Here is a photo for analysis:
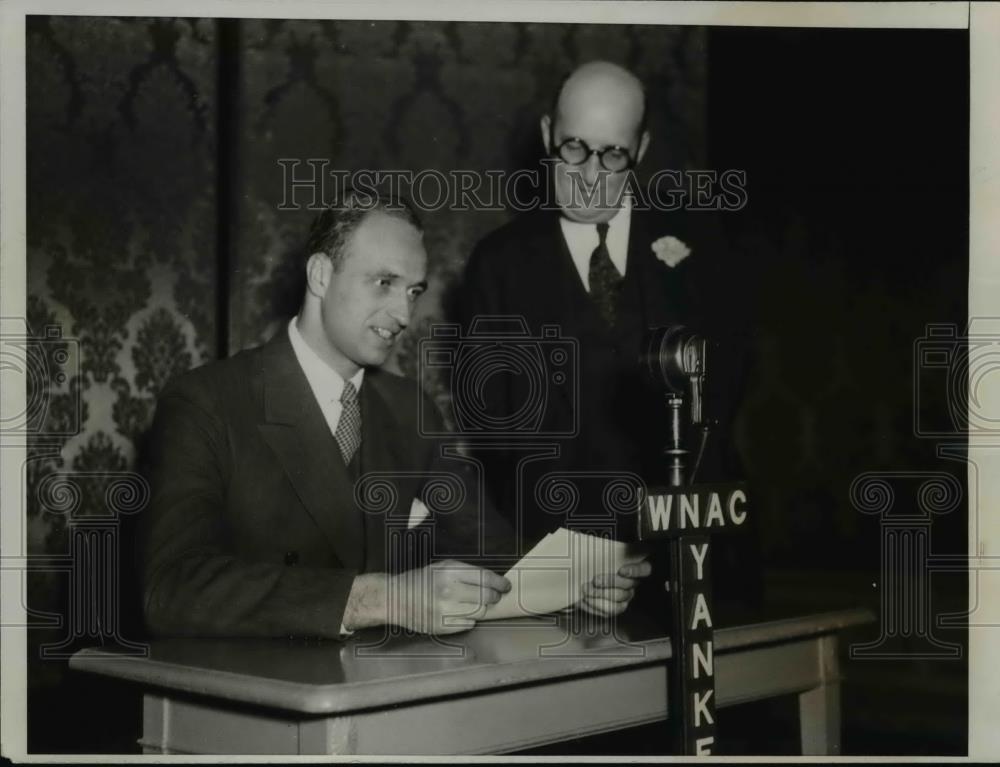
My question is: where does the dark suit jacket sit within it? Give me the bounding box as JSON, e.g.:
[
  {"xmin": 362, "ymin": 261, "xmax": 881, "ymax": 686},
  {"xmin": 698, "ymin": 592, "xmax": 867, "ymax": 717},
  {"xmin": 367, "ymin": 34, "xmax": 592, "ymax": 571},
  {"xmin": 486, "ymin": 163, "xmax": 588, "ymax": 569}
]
[
  {"xmin": 455, "ymin": 207, "xmax": 745, "ymax": 546},
  {"xmin": 139, "ymin": 330, "xmax": 505, "ymax": 639}
]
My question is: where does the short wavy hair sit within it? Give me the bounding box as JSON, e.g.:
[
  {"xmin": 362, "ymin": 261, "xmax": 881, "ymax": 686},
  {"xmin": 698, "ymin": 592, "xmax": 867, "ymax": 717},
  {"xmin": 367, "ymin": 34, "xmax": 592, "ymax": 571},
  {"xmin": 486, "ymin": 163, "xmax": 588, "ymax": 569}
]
[{"xmin": 304, "ymin": 186, "xmax": 423, "ymax": 272}]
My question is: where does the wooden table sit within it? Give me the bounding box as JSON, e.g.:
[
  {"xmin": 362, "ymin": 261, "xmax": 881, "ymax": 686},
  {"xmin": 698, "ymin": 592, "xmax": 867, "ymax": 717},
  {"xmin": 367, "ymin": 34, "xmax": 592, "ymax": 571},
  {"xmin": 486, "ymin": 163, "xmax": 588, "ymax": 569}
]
[{"xmin": 70, "ymin": 608, "xmax": 873, "ymax": 756}]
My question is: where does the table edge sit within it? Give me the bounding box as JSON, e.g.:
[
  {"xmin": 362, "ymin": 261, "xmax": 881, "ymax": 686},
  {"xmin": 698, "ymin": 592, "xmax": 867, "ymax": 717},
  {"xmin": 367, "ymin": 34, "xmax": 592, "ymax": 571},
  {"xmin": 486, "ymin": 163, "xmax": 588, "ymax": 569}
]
[{"xmin": 69, "ymin": 607, "xmax": 875, "ymax": 715}]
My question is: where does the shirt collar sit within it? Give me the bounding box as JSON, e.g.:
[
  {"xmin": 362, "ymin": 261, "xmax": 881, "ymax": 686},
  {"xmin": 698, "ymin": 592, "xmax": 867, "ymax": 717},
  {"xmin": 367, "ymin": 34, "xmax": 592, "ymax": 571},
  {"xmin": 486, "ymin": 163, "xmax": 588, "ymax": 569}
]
[{"xmin": 287, "ymin": 317, "xmax": 364, "ymax": 404}]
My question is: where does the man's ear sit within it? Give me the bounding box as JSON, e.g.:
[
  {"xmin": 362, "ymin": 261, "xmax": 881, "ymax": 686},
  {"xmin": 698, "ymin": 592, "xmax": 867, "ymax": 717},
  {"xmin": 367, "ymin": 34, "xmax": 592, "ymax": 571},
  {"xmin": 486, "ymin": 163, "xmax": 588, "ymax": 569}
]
[
  {"xmin": 305, "ymin": 252, "xmax": 331, "ymax": 298},
  {"xmin": 636, "ymin": 130, "xmax": 651, "ymax": 165},
  {"xmin": 540, "ymin": 114, "xmax": 553, "ymax": 154}
]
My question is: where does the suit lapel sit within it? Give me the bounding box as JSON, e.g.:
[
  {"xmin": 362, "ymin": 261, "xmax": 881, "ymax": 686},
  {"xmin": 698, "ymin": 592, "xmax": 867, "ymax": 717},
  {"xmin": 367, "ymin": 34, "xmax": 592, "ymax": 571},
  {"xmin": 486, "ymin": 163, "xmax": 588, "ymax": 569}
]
[{"xmin": 255, "ymin": 333, "xmax": 365, "ymax": 571}]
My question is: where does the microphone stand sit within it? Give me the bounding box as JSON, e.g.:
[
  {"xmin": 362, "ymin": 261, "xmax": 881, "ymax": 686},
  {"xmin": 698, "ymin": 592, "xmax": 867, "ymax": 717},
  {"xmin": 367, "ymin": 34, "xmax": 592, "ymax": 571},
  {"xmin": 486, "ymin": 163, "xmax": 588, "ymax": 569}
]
[
  {"xmin": 664, "ymin": 369, "xmax": 707, "ymax": 488},
  {"xmin": 664, "ymin": 393, "xmax": 687, "ymax": 489}
]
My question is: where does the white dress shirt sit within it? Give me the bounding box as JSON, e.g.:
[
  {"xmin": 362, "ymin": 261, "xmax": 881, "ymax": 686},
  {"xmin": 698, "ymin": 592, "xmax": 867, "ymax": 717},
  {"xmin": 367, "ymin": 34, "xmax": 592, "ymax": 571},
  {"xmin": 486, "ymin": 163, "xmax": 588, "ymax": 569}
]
[
  {"xmin": 287, "ymin": 317, "xmax": 365, "ymax": 438},
  {"xmin": 559, "ymin": 196, "xmax": 632, "ymax": 291}
]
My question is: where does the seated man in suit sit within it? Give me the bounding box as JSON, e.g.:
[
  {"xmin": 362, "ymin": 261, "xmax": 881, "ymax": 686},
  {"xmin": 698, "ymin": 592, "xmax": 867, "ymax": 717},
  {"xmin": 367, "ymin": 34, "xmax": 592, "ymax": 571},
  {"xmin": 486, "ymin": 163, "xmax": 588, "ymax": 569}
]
[
  {"xmin": 456, "ymin": 61, "xmax": 756, "ymax": 619},
  {"xmin": 139, "ymin": 190, "xmax": 520, "ymax": 639}
]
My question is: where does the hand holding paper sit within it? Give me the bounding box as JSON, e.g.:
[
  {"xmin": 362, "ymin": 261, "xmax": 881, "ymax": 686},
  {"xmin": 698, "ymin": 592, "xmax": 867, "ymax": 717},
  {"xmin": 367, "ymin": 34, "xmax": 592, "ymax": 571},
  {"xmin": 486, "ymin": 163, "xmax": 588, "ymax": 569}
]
[{"xmin": 579, "ymin": 558, "xmax": 653, "ymax": 617}]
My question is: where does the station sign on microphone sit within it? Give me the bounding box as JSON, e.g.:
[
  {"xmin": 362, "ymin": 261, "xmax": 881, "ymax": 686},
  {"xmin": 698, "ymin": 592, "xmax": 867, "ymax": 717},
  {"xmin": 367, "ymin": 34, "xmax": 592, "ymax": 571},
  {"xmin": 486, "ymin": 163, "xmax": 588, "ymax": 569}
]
[{"xmin": 638, "ymin": 482, "xmax": 748, "ymax": 539}]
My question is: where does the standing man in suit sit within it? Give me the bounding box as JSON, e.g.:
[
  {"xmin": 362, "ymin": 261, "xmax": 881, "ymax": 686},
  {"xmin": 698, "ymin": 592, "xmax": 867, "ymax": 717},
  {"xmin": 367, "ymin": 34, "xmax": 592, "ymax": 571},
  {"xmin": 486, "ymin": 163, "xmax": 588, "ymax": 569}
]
[
  {"xmin": 140, "ymin": 190, "xmax": 513, "ymax": 639},
  {"xmin": 457, "ymin": 61, "xmax": 749, "ymax": 615}
]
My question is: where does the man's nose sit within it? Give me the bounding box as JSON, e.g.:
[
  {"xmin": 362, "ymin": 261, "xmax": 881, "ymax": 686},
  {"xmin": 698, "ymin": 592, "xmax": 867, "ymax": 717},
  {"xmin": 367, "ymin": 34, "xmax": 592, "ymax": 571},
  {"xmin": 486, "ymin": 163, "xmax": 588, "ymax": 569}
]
[
  {"xmin": 387, "ymin": 292, "xmax": 412, "ymax": 328},
  {"xmin": 581, "ymin": 153, "xmax": 604, "ymax": 186}
]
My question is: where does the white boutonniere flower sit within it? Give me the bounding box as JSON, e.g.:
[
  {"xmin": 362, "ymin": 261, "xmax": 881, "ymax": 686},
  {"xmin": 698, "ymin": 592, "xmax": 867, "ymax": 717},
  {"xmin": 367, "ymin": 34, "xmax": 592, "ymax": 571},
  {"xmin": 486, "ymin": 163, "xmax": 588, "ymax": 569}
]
[{"xmin": 651, "ymin": 236, "xmax": 691, "ymax": 268}]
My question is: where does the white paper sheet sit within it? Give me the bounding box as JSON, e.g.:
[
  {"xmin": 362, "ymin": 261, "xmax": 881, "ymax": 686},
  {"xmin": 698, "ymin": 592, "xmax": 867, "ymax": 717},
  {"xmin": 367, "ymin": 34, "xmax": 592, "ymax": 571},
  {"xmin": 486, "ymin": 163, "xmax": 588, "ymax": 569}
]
[{"xmin": 483, "ymin": 528, "xmax": 648, "ymax": 620}]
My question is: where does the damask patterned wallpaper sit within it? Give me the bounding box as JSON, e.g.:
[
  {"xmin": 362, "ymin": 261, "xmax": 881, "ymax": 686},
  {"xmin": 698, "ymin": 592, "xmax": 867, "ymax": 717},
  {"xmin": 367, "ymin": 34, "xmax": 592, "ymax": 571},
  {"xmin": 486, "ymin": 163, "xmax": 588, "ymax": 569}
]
[
  {"xmin": 26, "ymin": 15, "xmax": 218, "ymax": 598},
  {"xmin": 25, "ymin": 18, "xmax": 224, "ymax": 743}
]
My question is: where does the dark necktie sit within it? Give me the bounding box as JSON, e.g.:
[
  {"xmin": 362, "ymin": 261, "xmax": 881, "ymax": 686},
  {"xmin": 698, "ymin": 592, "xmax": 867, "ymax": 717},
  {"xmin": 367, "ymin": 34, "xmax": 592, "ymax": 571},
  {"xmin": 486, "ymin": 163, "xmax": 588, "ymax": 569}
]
[
  {"xmin": 588, "ymin": 222, "xmax": 622, "ymax": 326},
  {"xmin": 335, "ymin": 380, "xmax": 362, "ymax": 467}
]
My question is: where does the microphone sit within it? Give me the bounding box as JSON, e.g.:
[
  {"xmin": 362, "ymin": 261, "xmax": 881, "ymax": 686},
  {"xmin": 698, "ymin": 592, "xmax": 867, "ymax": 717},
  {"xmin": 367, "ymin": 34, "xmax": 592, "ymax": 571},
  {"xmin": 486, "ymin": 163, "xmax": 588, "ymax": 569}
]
[
  {"xmin": 641, "ymin": 326, "xmax": 710, "ymax": 486},
  {"xmin": 642, "ymin": 325, "xmax": 708, "ymax": 425}
]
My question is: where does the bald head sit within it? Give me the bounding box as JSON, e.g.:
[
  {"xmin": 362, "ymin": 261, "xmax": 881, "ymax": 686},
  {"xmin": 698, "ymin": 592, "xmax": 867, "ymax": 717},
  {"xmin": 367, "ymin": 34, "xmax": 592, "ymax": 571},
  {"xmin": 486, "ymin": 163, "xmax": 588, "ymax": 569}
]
[
  {"xmin": 542, "ymin": 60, "xmax": 650, "ymax": 224},
  {"xmin": 553, "ymin": 61, "xmax": 647, "ymax": 137}
]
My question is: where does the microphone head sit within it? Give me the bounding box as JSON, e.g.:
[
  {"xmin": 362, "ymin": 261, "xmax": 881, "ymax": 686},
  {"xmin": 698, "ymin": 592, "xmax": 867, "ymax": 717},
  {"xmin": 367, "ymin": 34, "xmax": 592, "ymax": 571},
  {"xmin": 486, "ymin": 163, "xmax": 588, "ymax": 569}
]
[{"xmin": 641, "ymin": 325, "xmax": 707, "ymax": 394}]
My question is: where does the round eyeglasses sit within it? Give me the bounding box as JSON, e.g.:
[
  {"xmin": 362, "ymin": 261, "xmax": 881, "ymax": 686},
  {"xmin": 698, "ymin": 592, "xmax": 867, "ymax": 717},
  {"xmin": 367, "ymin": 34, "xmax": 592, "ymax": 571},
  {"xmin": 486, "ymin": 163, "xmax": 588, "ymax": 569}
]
[{"xmin": 554, "ymin": 137, "xmax": 636, "ymax": 172}]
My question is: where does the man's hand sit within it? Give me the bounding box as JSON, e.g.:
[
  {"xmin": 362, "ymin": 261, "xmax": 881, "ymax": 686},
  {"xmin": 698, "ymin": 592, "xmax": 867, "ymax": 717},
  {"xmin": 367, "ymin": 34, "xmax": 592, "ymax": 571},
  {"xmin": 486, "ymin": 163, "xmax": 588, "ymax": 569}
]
[
  {"xmin": 579, "ymin": 559, "xmax": 653, "ymax": 617},
  {"xmin": 388, "ymin": 559, "xmax": 511, "ymax": 635}
]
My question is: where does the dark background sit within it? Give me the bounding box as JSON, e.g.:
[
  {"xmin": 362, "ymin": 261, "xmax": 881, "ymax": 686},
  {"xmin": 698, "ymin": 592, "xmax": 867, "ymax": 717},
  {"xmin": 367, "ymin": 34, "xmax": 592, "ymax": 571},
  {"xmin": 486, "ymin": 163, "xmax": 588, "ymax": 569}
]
[{"xmin": 24, "ymin": 18, "xmax": 968, "ymax": 755}]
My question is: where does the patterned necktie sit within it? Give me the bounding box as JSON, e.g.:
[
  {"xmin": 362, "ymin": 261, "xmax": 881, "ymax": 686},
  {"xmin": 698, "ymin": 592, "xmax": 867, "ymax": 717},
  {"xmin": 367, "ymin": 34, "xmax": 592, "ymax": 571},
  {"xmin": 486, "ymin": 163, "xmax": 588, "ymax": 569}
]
[
  {"xmin": 588, "ymin": 222, "xmax": 622, "ymax": 326},
  {"xmin": 334, "ymin": 380, "xmax": 362, "ymax": 466}
]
